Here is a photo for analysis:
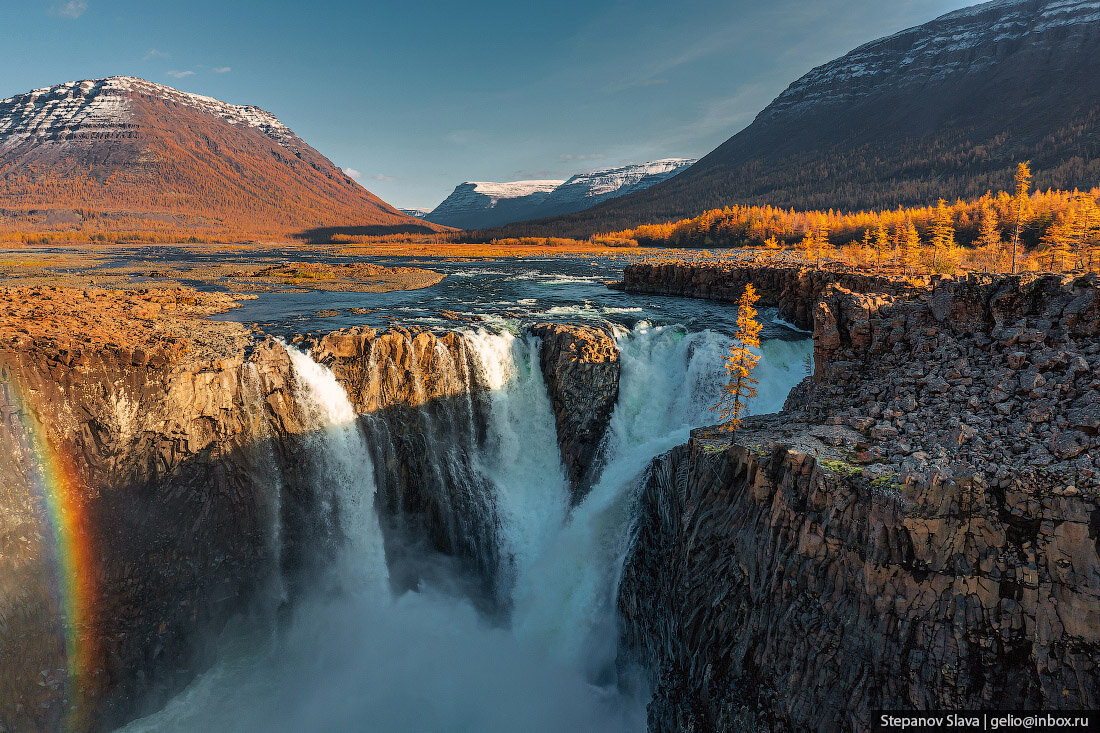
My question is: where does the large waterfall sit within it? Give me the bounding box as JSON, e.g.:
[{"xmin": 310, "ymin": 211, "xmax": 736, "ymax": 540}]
[{"xmin": 123, "ymin": 323, "xmax": 809, "ymax": 733}]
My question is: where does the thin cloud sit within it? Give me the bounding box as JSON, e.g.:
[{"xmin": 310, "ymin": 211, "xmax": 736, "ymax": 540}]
[
  {"xmin": 50, "ymin": 0, "xmax": 88, "ymax": 19},
  {"xmin": 343, "ymin": 168, "xmax": 362, "ymax": 180},
  {"xmin": 559, "ymin": 153, "xmax": 605, "ymax": 161},
  {"xmin": 212, "ymin": 66, "xmax": 232, "ymax": 74},
  {"xmin": 143, "ymin": 48, "xmax": 170, "ymax": 61},
  {"xmin": 166, "ymin": 70, "xmax": 195, "ymax": 79},
  {"xmin": 370, "ymin": 174, "xmax": 397, "ymax": 182}
]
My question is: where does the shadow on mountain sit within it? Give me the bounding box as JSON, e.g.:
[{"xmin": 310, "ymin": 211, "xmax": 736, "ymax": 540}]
[{"xmin": 296, "ymin": 223, "xmax": 442, "ymax": 242}]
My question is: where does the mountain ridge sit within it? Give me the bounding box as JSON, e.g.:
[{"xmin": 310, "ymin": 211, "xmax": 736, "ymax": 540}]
[
  {"xmin": 485, "ymin": 0, "xmax": 1100, "ymax": 238},
  {"xmin": 425, "ymin": 159, "xmax": 694, "ymax": 230},
  {"xmin": 0, "ymin": 76, "xmax": 443, "ymax": 238}
]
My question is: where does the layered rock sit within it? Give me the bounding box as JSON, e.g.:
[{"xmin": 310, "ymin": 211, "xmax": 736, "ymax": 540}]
[
  {"xmin": 0, "ymin": 288, "xmax": 310, "ymax": 731},
  {"xmin": 615, "ymin": 264, "xmax": 1100, "ymax": 729},
  {"xmin": 530, "ymin": 323, "xmax": 620, "ymax": 503},
  {"xmin": 309, "ymin": 325, "xmax": 504, "ymax": 608},
  {"xmin": 620, "ymin": 429, "xmax": 1098, "ymax": 730},
  {"xmin": 616, "ymin": 261, "xmax": 921, "ymax": 330}
]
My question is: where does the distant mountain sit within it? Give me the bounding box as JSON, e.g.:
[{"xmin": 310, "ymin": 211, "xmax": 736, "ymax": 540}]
[
  {"xmin": 399, "ymin": 208, "xmax": 431, "ymax": 219},
  {"xmin": 425, "ymin": 159, "xmax": 694, "ymax": 230},
  {"xmin": 0, "ymin": 76, "xmax": 443, "ymax": 237},
  {"xmin": 425, "ymin": 180, "xmax": 565, "ymax": 230},
  {"xmin": 492, "ymin": 0, "xmax": 1100, "ymax": 238}
]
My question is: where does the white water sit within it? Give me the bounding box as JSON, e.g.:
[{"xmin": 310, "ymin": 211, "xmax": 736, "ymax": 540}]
[
  {"xmin": 241, "ymin": 362, "xmax": 288, "ymax": 606},
  {"xmin": 123, "ymin": 327, "xmax": 810, "ymax": 733},
  {"xmin": 285, "ymin": 345, "xmax": 389, "ymax": 592}
]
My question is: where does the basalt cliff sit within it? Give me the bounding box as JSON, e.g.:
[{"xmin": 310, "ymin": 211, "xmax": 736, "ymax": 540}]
[
  {"xmin": 0, "ymin": 287, "xmax": 619, "ymax": 730},
  {"xmin": 616, "ymin": 263, "xmax": 1100, "ymax": 729},
  {"xmin": 2, "ymin": 264, "xmax": 1098, "ymax": 731}
]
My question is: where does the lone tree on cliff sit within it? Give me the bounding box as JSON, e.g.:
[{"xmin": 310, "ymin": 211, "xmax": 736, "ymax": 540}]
[
  {"xmin": 714, "ymin": 285, "xmax": 762, "ymax": 433},
  {"xmin": 1010, "ymin": 161, "xmax": 1032, "ymax": 274}
]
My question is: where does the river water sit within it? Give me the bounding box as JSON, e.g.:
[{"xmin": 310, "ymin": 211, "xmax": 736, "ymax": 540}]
[{"xmin": 121, "ymin": 255, "xmax": 810, "ymax": 733}]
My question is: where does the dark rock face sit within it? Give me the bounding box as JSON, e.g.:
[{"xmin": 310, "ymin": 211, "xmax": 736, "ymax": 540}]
[
  {"xmin": 618, "ymin": 262, "xmax": 921, "ymax": 330},
  {"xmin": 0, "ymin": 331, "xmax": 307, "ymax": 731},
  {"xmin": 620, "ymin": 436, "xmax": 1099, "ymax": 730},
  {"xmin": 310, "ymin": 326, "xmax": 505, "ymax": 609},
  {"xmin": 616, "ymin": 264, "xmax": 1100, "ymax": 730},
  {"xmin": 529, "ymin": 323, "xmax": 620, "ymax": 503}
]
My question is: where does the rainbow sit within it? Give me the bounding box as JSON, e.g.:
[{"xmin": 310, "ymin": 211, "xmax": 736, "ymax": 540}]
[{"xmin": 3, "ymin": 378, "xmax": 98, "ymax": 729}]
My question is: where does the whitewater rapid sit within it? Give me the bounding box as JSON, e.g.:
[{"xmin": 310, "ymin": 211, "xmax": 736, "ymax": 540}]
[{"xmin": 122, "ymin": 324, "xmax": 810, "ymax": 733}]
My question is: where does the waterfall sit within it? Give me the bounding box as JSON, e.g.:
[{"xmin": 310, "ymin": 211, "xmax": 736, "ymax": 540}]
[
  {"xmin": 122, "ymin": 324, "xmax": 811, "ymax": 733},
  {"xmin": 357, "ymin": 331, "xmax": 503, "ymax": 605},
  {"xmin": 284, "ymin": 345, "xmax": 389, "ymax": 591},
  {"xmin": 240, "ymin": 362, "xmax": 288, "ymax": 606}
]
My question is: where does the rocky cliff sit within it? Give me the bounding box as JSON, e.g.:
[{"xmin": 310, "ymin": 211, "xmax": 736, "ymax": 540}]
[
  {"xmin": 0, "ymin": 287, "xmax": 310, "ymax": 731},
  {"xmin": 529, "ymin": 323, "xmax": 620, "ymax": 503},
  {"xmin": 616, "ymin": 264, "xmax": 1100, "ymax": 729},
  {"xmin": 0, "ymin": 292, "xmax": 624, "ymax": 729}
]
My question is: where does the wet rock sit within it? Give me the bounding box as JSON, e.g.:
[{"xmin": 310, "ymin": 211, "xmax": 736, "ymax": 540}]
[{"xmin": 529, "ymin": 323, "xmax": 620, "ymax": 503}]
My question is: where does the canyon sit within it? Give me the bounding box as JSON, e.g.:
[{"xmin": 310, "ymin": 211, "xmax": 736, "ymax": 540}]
[
  {"xmin": 1, "ymin": 261, "xmax": 1097, "ymax": 731},
  {"xmin": 616, "ymin": 262, "xmax": 1100, "ymax": 728}
]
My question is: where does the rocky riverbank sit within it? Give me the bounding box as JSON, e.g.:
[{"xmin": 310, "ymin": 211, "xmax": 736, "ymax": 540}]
[{"xmin": 615, "ymin": 263, "xmax": 1100, "ymax": 729}]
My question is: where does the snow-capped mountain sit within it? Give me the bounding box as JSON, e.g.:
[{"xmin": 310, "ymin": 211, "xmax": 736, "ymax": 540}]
[
  {"xmin": 0, "ymin": 76, "xmax": 298, "ymax": 150},
  {"xmin": 501, "ymin": 0, "xmax": 1100, "ymax": 236},
  {"xmin": 537, "ymin": 159, "xmax": 694, "ymax": 218},
  {"xmin": 424, "ymin": 159, "xmax": 694, "ymax": 230},
  {"xmin": 763, "ymin": 0, "xmax": 1100, "ymax": 120},
  {"xmin": 0, "ymin": 76, "xmax": 441, "ymax": 236},
  {"xmin": 423, "ymin": 180, "xmax": 565, "ymax": 229}
]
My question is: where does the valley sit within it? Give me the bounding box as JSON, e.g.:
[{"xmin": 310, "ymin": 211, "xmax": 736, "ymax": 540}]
[{"xmin": 2, "ymin": 0, "xmax": 1099, "ymax": 730}]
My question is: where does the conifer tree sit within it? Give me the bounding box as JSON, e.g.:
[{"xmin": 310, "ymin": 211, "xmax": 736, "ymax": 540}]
[
  {"xmin": 976, "ymin": 204, "xmax": 1003, "ymax": 271},
  {"xmin": 714, "ymin": 285, "xmax": 762, "ymax": 434},
  {"xmin": 1040, "ymin": 216, "xmax": 1074, "ymax": 272},
  {"xmin": 1010, "ymin": 161, "xmax": 1032, "ymax": 274},
  {"xmin": 929, "ymin": 199, "xmax": 956, "ymax": 272},
  {"xmin": 873, "ymin": 222, "xmax": 889, "ymax": 267},
  {"xmin": 902, "ymin": 220, "xmax": 921, "ymax": 272}
]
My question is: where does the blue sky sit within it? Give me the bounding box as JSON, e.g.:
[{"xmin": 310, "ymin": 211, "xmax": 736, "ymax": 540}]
[{"xmin": 2, "ymin": 0, "xmax": 971, "ymax": 209}]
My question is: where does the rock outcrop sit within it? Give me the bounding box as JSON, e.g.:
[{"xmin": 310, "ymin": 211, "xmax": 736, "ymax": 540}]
[
  {"xmin": 529, "ymin": 323, "xmax": 620, "ymax": 503},
  {"xmin": 616, "ymin": 261, "xmax": 921, "ymax": 330},
  {"xmin": 309, "ymin": 325, "xmax": 504, "ymax": 608},
  {"xmin": 0, "ymin": 287, "xmax": 310, "ymax": 731},
  {"xmin": 620, "ymin": 429, "xmax": 1099, "ymax": 730},
  {"xmin": 615, "ymin": 264, "xmax": 1100, "ymax": 729}
]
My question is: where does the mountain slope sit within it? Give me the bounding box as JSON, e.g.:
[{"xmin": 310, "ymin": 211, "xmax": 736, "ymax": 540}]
[
  {"xmin": 491, "ymin": 0, "xmax": 1100, "ymax": 238},
  {"xmin": 425, "ymin": 180, "xmax": 565, "ymax": 229},
  {"xmin": 0, "ymin": 76, "xmax": 442, "ymax": 237},
  {"xmin": 426, "ymin": 159, "xmax": 694, "ymax": 230},
  {"xmin": 535, "ymin": 159, "xmax": 694, "ymax": 219}
]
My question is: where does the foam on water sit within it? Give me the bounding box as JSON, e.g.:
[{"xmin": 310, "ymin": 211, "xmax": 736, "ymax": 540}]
[{"xmin": 122, "ymin": 324, "xmax": 811, "ymax": 733}]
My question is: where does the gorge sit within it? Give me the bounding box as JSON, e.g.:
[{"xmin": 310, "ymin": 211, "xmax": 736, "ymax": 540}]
[{"xmin": 1, "ymin": 257, "xmax": 1097, "ymax": 731}]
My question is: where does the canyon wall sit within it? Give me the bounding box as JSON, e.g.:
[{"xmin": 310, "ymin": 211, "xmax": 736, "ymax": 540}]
[
  {"xmin": 0, "ymin": 292, "xmax": 621, "ymax": 730},
  {"xmin": 616, "ymin": 265, "xmax": 1100, "ymax": 729}
]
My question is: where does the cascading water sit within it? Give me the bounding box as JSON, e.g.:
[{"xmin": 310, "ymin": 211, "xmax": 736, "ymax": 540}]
[{"xmin": 122, "ymin": 323, "xmax": 810, "ymax": 733}]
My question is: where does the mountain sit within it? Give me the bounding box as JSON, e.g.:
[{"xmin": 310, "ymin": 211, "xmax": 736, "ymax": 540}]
[
  {"xmin": 399, "ymin": 208, "xmax": 431, "ymax": 219},
  {"xmin": 536, "ymin": 159, "xmax": 695, "ymax": 218},
  {"xmin": 491, "ymin": 0, "xmax": 1100, "ymax": 238},
  {"xmin": 0, "ymin": 76, "xmax": 442, "ymax": 238},
  {"xmin": 425, "ymin": 180, "xmax": 565, "ymax": 229},
  {"xmin": 425, "ymin": 159, "xmax": 694, "ymax": 230}
]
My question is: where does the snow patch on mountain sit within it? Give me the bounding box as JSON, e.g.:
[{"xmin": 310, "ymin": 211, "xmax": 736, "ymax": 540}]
[
  {"xmin": 464, "ymin": 180, "xmax": 566, "ymax": 201},
  {"xmin": 424, "ymin": 159, "xmax": 695, "ymax": 229},
  {"xmin": 0, "ymin": 76, "xmax": 297, "ymax": 149},
  {"xmin": 765, "ymin": 0, "xmax": 1100, "ymax": 118}
]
